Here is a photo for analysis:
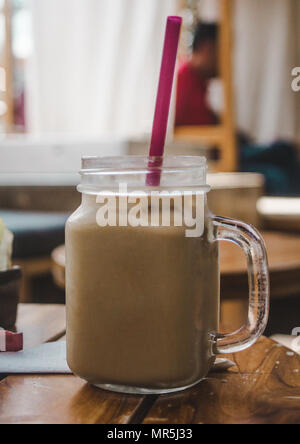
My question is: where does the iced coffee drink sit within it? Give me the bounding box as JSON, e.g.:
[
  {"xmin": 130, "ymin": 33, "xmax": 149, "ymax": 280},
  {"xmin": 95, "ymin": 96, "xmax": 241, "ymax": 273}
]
[
  {"xmin": 66, "ymin": 194, "xmax": 219, "ymax": 391},
  {"xmin": 66, "ymin": 156, "xmax": 269, "ymax": 394}
]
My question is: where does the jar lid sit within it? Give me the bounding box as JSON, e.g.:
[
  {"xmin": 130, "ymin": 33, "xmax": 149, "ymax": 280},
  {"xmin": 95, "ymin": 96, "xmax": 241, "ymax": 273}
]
[{"xmin": 79, "ymin": 156, "xmax": 209, "ymax": 193}]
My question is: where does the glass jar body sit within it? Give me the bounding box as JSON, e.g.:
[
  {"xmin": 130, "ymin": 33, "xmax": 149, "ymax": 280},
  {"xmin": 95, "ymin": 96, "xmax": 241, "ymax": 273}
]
[
  {"xmin": 66, "ymin": 192, "xmax": 219, "ymax": 394},
  {"xmin": 66, "ymin": 155, "xmax": 269, "ymax": 394}
]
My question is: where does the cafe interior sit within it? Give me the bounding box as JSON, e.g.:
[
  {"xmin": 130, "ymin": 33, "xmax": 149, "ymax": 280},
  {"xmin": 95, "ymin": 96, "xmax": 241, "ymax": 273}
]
[
  {"xmin": 0, "ymin": 0, "xmax": 300, "ymax": 424},
  {"xmin": 1, "ymin": 0, "xmax": 300, "ymax": 340}
]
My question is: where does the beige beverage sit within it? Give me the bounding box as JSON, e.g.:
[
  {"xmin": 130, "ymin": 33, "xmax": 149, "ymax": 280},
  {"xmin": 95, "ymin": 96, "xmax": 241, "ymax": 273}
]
[
  {"xmin": 66, "ymin": 156, "xmax": 269, "ymax": 395},
  {"xmin": 66, "ymin": 194, "xmax": 219, "ymax": 391}
]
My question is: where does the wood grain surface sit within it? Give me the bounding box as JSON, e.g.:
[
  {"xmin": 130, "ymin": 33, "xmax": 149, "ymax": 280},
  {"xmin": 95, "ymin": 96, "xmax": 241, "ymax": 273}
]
[
  {"xmin": 0, "ymin": 375, "xmax": 149, "ymax": 424},
  {"xmin": 143, "ymin": 338, "xmax": 300, "ymax": 425},
  {"xmin": 1, "ymin": 306, "xmax": 300, "ymax": 424}
]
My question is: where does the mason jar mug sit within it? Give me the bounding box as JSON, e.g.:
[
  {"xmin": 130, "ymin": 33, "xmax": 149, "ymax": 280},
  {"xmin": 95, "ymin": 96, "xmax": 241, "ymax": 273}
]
[{"xmin": 66, "ymin": 156, "xmax": 269, "ymax": 395}]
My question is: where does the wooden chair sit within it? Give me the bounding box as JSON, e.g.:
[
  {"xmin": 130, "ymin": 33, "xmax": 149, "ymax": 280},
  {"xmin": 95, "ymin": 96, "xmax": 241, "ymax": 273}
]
[
  {"xmin": 14, "ymin": 256, "xmax": 53, "ymax": 303},
  {"xmin": 175, "ymin": 0, "xmax": 237, "ymax": 172}
]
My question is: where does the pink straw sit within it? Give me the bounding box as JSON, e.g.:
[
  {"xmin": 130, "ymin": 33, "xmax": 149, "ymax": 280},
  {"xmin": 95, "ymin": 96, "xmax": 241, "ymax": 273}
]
[{"xmin": 146, "ymin": 16, "xmax": 182, "ymax": 186}]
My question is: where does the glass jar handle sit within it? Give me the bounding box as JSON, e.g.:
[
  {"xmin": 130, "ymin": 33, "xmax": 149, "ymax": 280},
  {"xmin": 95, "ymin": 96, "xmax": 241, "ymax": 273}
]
[{"xmin": 213, "ymin": 216, "xmax": 270, "ymax": 354}]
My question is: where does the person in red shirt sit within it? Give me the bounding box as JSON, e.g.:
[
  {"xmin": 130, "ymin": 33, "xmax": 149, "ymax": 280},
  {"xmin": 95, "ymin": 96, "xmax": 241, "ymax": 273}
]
[{"xmin": 175, "ymin": 23, "xmax": 219, "ymax": 127}]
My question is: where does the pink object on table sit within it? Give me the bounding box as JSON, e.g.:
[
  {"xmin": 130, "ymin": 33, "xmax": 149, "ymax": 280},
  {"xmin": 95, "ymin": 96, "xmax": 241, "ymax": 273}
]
[
  {"xmin": 147, "ymin": 16, "xmax": 182, "ymax": 186},
  {"xmin": 0, "ymin": 330, "xmax": 23, "ymax": 352}
]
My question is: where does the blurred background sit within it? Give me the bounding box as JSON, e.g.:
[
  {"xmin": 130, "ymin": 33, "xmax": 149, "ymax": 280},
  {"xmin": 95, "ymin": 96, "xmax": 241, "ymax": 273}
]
[{"xmin": 1, "ymin": 0, "xmax": 300, "ymax": 346}]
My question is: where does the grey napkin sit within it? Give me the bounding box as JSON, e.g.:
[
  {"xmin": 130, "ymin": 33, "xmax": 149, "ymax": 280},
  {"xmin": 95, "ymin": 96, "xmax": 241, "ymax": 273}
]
[
  {"xmin": 0, "ymin": 341, "xmax": 235, "ymax": 375},
  {"xmin": 0, "ymin": 341, "xmax": 71, "ymax": 374}
]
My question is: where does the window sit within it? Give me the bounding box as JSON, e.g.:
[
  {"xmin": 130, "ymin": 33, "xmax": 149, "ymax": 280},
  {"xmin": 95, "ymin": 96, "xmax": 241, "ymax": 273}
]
[{"xmin": 0, "ymin": 0, "xmax": 32, "ymax": 133}]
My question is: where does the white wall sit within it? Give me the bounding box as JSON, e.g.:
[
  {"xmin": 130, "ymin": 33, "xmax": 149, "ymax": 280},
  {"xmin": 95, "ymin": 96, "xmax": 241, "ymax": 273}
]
[{"xmin": 234, "ymin": 0, "xmax": 297, "ymax": 143}]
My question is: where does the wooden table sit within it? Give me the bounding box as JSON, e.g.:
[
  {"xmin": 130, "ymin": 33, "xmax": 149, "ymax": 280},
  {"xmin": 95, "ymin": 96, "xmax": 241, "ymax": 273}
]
[
  {"xmin": 220, "ymin": 231, "xmax": 300, "ymax": 331},
  {"xmin": 257, "ymin": 196, "xmax": 300, "ymax": 232},
  {"xmin": 0, "ymin": 304, "xmax": 299, "ymax": 424},
  {"xmin": 221, "ymin": 231, "xmax": 300, "ymax": 299}
]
